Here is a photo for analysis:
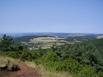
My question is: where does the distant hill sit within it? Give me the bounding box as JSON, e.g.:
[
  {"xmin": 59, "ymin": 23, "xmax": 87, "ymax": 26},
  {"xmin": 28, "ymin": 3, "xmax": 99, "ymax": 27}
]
[
  {"xmin": 0, "ymin": 32, "xmax": 103, "ymax": 42},
  {"xmin": 96, "ymin": 35, "xmax": 103, "ymax": 39}
]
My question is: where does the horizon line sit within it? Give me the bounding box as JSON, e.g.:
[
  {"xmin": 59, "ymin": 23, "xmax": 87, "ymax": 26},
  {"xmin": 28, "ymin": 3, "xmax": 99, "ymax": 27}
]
[{"xmin": 0, "ymin": 32, "xmax": 103, "ymax": 34}]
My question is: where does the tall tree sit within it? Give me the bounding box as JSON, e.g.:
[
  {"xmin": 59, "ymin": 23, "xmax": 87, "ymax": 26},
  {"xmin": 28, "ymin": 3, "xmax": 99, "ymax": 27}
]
[{"xmin": 0, "ymin": 34, "xmax": 14, "ymax": 51}]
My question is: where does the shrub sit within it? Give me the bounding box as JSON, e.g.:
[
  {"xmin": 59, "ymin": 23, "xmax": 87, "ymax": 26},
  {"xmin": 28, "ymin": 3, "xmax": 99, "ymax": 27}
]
[
  {"xmin": 63, "ymin": 58, "xmax": 81, "ymax": 73},
  {"xmin": 76, "ymin": 65, "xmax": 97, "ymax": 77},
  {"xmin": 42, "ymin": 51, "xmax": 59, "ymax": 62},
  {"xmin": 98, "ymin": 71, "xmax": 103, "ymax": 77}
]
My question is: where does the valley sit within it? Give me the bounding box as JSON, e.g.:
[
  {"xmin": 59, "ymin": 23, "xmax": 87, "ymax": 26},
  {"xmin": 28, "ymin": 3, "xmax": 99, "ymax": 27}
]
[{"xmin": 0, "ymin": 33, "xmax": 103, "ymax": 77}]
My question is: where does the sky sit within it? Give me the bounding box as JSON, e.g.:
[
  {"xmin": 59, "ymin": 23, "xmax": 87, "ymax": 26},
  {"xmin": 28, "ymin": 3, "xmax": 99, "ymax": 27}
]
[{"xmin": 0, "ymin": 0, "xmax": 103, "ymax": 33}]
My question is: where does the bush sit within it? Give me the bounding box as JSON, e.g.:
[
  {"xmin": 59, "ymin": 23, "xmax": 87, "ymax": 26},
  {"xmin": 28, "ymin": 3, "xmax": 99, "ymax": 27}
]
[
  {"xmin": 98, "ymin": 71, "xmax": 103, "ymax": 77},
  {"xmin": 43, "ymin": 61, "xmax": 64, "ymax": 71},
  {"xmin": 42, "ymin": 51, "xmax": 59, "ymax": 62},
  {"xmin": 63, "ymin": 58, "xmax": 81, "ymax": 73},
  {"xmin": 76, "ymin": 65, "xmax": 97, "ymax": 77}
]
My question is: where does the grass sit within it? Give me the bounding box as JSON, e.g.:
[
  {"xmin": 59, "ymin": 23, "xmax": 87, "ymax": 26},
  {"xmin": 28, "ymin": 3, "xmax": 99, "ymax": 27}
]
[
  {"xmin": 25, "ymin": 61, "xmax": 72, "ymax": 77},
  {"xmin": 0, "ymin": 55, "xmax": 72, "ymax": 77},
  {"xmin": 0, "ymin": 55, "xmax": 21, "ymax": 67}
]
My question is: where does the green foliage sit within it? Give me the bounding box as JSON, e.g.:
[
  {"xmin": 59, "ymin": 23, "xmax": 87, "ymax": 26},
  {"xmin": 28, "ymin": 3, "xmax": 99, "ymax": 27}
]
[
  {"xmin": 1, "ymin": 50, "xmax": 41, "ymax": 61},
  {"xmin": 6, "ymin": 51, "xmax": 20, "ymax": 58},
  {"xmin": 40, "ymin": 51, "xmax": 60, "ymax": 71},
  {"xmin": 0, "ymin": 34, "xmax": 14, "ymax": 51},
  {"xmin": 98, "ymin": 71, "xmax": 103, "ymax": 77},
  {"xmin": 42, "ymin": 51, "xmax": 59, "ymax": 62},
  {"xmin": 63, "ymin": 58, "xmax": 81, "ymax": 73},
  {"xmin": 1, "ymin": 35, "xmax": 103, "ymax": 77},
  {"xmin": 76, "ymin": 65, "xmax": 97, "ymax": 77},
  {"xmin": 43, "ymin": 61, "xmax": 63, "ymax": 71},
  {"xmin": 0, "ymin": 34, "xmax": 26, "ymax": 51}
]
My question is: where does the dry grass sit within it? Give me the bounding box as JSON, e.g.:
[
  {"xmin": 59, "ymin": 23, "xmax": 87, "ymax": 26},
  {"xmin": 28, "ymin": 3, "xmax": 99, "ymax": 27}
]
[{"xmin": 0, "ymin": 56, "xmax": 21, "ymax": 66}]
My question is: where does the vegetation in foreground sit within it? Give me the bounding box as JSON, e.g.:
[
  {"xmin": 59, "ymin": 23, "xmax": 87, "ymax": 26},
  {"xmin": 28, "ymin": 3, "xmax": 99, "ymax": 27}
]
[
  {"xmin": 25, "ymin": 61, "xmax": 72, "ymax": 77},
  {"xmin": 0, "ymin": 35, "xmax": 103, "ymax": 77}
]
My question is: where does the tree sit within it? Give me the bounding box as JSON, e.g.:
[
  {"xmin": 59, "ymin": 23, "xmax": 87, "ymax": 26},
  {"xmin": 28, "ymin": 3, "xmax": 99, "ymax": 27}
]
[{"xmin": 0, "ymin": 34, "xmax": 14, "ymax": 51}]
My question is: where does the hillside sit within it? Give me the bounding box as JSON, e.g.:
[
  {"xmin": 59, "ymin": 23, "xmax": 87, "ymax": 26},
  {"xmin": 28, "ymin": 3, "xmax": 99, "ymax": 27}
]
[
  {"xmin": 0, "ymin": 35, "xmax": 103, "ymax": 77},
  {"xmin": 13, "ymin": 33, "xmax": 102, "ymax": 50},
  {"xmin": 0, "ymin": 56, "xmax": 40, "ymax": 77}
]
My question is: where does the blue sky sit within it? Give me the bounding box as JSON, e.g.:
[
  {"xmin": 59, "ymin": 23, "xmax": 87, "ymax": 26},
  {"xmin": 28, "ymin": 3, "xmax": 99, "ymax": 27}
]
[{"xmin": 0, "ymin": 0, "xmax": 103, "ymax": 33}]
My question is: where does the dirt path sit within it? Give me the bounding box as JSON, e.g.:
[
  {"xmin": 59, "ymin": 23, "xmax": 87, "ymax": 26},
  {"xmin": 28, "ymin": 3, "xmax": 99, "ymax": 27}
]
[{"xmin": 0, "ymin": 63, "xmax": 41, "ymax": 77}]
